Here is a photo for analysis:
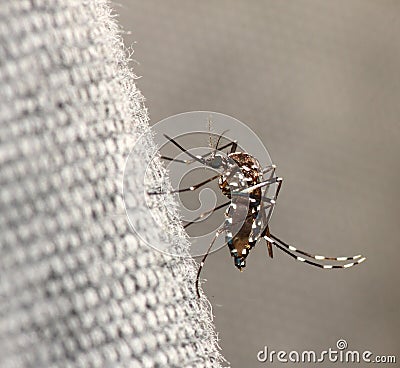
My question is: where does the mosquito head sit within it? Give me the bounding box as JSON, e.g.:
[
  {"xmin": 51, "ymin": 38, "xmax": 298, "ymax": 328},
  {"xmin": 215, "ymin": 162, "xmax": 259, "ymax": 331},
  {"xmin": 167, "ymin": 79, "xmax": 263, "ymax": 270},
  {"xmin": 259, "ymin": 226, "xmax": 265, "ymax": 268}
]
[{"xmin": 206, "ymin": 153, "xmax": 224, "ymax": 169}]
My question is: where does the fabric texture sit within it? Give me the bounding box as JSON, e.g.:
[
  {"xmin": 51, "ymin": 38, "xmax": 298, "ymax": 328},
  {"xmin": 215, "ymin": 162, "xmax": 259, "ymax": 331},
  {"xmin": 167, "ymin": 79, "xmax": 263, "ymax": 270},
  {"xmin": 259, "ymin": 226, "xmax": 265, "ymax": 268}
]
[{"xmin": 0, "ymin": 1, "xmax": 226, "ymax": 367}]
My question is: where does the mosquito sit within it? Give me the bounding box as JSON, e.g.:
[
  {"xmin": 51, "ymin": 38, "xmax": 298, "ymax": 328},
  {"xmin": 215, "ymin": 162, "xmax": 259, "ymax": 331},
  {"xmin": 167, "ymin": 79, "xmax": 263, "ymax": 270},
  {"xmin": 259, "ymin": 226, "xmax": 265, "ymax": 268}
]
[{"xmin": 148, "ymin": 132, "xmax": 366, "ymax": 298}]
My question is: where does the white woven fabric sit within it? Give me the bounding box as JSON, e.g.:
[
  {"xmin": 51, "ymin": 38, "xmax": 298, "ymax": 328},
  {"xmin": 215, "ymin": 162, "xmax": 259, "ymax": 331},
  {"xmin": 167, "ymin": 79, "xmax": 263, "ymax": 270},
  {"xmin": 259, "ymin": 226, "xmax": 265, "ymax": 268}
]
[{"xmin": 0, "ymin": 1, "xmax": 226, "ymax": 367}]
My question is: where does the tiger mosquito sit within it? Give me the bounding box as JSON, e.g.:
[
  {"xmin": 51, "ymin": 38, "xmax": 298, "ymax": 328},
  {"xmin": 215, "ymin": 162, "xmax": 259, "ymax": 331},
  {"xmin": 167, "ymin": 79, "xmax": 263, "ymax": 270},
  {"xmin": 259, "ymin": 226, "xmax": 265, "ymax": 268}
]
[{"xmin": 148, "ymin": 132, "xmax": 366, "ymax": 298}]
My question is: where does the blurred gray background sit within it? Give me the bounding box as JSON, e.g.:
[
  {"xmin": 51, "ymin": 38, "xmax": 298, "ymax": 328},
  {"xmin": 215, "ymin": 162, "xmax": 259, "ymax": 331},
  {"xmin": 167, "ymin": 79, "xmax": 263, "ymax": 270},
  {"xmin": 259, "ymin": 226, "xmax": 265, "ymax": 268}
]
[{"xmin": 115, "ymin": 1, "xmax": 400, "ymax": 366}]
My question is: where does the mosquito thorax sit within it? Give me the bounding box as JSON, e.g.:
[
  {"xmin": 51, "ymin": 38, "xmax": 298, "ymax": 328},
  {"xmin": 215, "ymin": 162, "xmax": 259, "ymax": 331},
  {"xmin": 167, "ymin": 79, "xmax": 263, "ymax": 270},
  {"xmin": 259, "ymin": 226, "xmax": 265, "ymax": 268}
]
[
  {"xmin": 228, "ymin": 152, "xmax": 263, "ymax": 181},
  {"xmin": 217, "ymin": 151, "xmax": 263, "ymax": 200}
]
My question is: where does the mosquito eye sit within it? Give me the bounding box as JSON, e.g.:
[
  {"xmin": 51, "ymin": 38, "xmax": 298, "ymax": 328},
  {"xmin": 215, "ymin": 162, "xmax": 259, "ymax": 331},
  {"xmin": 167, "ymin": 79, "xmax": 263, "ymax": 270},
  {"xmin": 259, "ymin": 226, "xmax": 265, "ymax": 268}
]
[{"xmin": 210, "ymin": 156, "xmax": 223, "ymax": 168}]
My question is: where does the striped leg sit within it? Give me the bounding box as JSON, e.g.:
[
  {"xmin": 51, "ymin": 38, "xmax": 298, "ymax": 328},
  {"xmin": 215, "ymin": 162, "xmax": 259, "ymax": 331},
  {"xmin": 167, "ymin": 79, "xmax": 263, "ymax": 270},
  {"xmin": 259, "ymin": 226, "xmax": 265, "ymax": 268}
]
[
  {"xmin": 263, "ymin": 173, "xmax": 283, "ymax": 226},
  {"xmin": 262, "ymin": 164, "xmax": 277, "ymax": 176},
  {"xmin": 148, "ymin": 174, "xmax": 220, "ymax": 195},
  {"xmin": 196, "ymin": 228, "xmax": 224, "ymax": 298},
  {"xmin": 264, "ymin": 234, "xmax": 366, "ymax": 269},
  {"xmin": 229, "ymin": 140, "xmax": 238, "ymax": 154},
  {"xmin": 251, "ymin": 170, "xmax": 283, "ymax": 255},
  {"xmin": 258, "ymin": 204, "xmax": 274, "ymax": 258},
  {"xmin": 163, "ymin": 134, "xmax": 209, "ymax": 165},
  {"xmin": 237, "ymin": 176, "xmax": 283, "ymax": 195},
  {"xmin": 264, "ymin": 226, "xmax": 274, "ymax": 258},
  {"xmin": 184, "ymin": 200, "xmax": 230, "ymax": 229}
]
